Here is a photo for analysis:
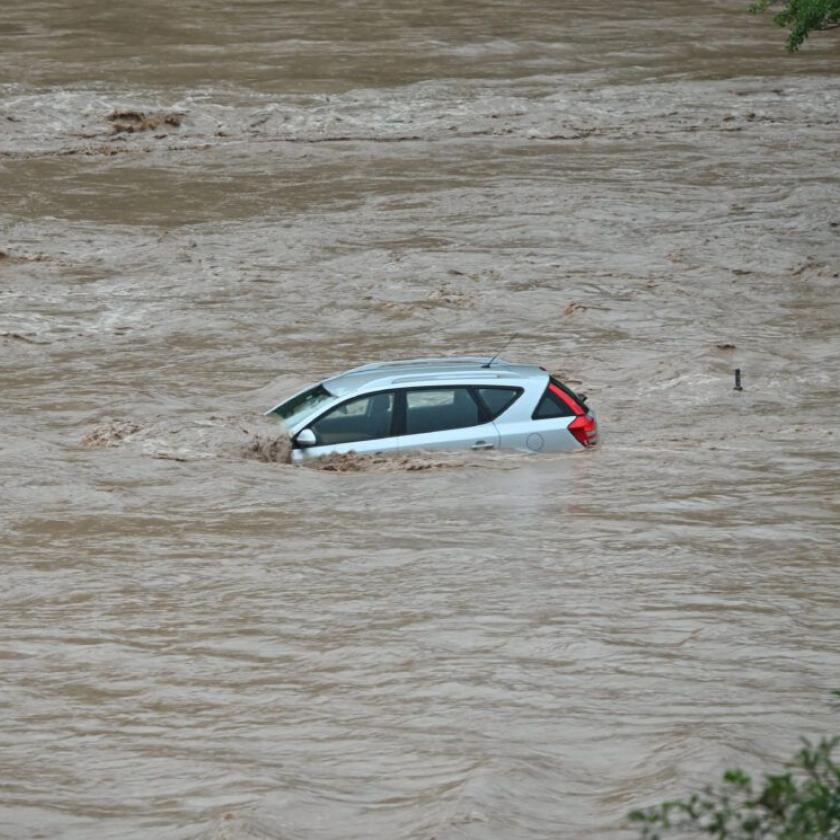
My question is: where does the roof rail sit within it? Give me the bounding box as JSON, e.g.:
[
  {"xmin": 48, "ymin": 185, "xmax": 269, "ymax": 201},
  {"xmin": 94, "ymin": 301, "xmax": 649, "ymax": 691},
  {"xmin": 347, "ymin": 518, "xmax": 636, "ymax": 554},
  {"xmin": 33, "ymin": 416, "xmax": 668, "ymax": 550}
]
[
  {"xmin": 344, "ymin": 356, "xmax": 495, "ymax": 374},
  {"xmin": 389, "ymin": 371, "xmax": 506, "ymax": 384}
]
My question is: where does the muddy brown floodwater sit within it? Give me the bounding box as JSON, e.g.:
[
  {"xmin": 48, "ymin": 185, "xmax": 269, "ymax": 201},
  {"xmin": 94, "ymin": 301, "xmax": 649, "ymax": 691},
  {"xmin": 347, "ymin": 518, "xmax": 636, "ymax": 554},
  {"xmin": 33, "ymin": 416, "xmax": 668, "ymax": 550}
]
[{"xmin": 1, "ymin": 1, "xmax": 839, "ymax": 838}]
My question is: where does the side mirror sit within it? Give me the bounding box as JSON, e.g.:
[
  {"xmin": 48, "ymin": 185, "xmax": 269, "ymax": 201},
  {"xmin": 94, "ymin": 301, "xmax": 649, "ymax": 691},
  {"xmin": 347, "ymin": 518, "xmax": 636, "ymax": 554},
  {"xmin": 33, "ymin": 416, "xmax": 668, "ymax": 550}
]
[{"xmin": 295, "ymin": 428, "xmax": 317, "ymax": 448}]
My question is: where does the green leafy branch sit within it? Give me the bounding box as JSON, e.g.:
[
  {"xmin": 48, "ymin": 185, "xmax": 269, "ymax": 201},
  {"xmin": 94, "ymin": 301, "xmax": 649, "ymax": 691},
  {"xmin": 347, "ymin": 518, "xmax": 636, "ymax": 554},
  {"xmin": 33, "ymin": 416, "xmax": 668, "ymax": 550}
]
[
  {"xmin": 749, "ymin": 0, "xmax": 840, "ymax": 50},
  {"xmin": 629, "ymin": 692, "xmax": 840, "ymax": 838},
  {"xmin": 630, "ymin": 737, "xmax": 840, "ymax": 838}
]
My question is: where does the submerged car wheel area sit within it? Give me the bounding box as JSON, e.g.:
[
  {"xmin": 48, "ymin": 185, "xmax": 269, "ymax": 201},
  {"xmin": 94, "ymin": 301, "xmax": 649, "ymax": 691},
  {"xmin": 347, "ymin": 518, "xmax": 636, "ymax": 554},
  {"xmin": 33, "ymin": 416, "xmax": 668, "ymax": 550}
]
[{"xmin": 266, "ymin": 357, "xmax": 597, "ymax": 462}]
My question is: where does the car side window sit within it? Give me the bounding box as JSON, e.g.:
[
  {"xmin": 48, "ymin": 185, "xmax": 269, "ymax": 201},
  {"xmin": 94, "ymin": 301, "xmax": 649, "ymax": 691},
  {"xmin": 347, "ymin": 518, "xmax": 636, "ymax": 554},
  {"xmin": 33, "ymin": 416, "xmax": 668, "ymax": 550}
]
[
  {"xmin": 404, "ymin": 388, "xmax": 481, "ymax": 435},
  {"xmin": 532, "ymin": 385, "xmax": 575, "ymax": 419},
  {"xmin": 310, "ymin": 392, "xmax": 395, "ymax": 445},
  {"xmin": 476, "ymin": 387, "xmax": 521, "ymax": 419}
]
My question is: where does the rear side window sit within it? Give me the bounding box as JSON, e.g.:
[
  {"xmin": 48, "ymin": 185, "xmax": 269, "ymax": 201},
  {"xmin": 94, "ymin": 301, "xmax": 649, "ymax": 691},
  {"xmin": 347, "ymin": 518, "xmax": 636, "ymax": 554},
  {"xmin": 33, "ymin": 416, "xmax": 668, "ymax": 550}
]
[
  {"xmin": 549, "ymin": 377, "xmax": 587, "ymax": 410},
  {"xmin": 532, "ymin": 381, "xmax": 582, "ymax": 419},
  {"xmin": 533, "ymin": 389, "xmax": 574, "ymax": 419},
  {"xmin": 405, "ymin": 388, "xmax": 481, "ymax": 435},
  {"xmin": 476, "ymin": 387, "xmax": 521, "ymax": 419},
  {"xmin": 310, "ymin": 391, "xmax": 395, "ymax": 444}
]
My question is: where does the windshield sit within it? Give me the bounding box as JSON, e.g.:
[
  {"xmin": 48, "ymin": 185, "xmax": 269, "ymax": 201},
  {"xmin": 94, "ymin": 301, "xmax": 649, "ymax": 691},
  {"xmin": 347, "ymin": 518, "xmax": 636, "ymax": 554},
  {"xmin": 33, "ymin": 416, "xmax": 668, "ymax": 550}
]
[{"xmin": 270, "ymin": 384, "xmax": 334, "ymax": 429}]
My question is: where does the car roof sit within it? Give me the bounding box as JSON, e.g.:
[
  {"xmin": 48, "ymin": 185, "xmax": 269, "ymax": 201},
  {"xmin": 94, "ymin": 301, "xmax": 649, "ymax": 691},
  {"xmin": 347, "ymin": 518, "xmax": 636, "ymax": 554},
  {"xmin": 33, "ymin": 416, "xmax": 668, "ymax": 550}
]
[{"xmin": 322, "ymin": 356, "xmax": 548, "ymax": 396}]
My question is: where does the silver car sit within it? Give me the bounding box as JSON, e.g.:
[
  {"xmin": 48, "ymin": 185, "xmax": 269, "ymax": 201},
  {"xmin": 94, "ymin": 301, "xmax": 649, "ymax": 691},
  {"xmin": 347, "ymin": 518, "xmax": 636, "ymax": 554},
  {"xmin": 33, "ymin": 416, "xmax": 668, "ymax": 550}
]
[{"xmin": 266, "ymin": 357, "xmax": 598, "ymax": 462}]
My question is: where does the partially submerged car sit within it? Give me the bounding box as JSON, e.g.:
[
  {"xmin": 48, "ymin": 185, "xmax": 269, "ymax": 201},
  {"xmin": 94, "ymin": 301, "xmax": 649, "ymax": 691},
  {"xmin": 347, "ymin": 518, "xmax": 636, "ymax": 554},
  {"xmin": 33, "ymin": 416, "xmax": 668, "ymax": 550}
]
[{"xmin": 266, "ymin": 357, "xmax": 597, "ymax": 462}]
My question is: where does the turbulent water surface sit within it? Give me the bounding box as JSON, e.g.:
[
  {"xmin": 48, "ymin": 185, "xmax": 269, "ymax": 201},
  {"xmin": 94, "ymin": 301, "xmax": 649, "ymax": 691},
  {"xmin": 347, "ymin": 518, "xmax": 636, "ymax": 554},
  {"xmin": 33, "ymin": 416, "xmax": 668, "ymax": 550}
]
[{"xmin": 1, "ymin": 1, "xmax": 839, "ymax": 837}]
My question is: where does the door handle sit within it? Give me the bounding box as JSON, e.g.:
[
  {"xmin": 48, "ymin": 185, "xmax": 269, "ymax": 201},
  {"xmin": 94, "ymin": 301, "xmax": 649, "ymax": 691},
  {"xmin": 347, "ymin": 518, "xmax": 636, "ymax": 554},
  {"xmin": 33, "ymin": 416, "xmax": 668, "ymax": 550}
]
[{"xmin": 471, "ymin": 441, "xmax": 495, "ymax": 450}]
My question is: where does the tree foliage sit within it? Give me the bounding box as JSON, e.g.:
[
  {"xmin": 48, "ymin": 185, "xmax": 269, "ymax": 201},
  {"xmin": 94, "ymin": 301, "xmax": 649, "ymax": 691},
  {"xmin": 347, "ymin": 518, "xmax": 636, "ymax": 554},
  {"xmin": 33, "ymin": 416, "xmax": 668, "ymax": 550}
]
[
  {"xmin": 629, "ymin": 736, "xmax": 840, "ymax": 839},
  {"xmin": 750, "ymin": 0, "xmax": 840, "ymax": 50}
]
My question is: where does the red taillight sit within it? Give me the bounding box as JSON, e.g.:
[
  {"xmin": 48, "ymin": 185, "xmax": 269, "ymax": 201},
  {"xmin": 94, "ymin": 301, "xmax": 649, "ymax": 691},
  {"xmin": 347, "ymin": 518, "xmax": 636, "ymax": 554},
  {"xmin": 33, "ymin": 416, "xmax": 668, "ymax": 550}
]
[{"xmin": 568, "ymin": 413, "xmax": 598, "ymax": 447}]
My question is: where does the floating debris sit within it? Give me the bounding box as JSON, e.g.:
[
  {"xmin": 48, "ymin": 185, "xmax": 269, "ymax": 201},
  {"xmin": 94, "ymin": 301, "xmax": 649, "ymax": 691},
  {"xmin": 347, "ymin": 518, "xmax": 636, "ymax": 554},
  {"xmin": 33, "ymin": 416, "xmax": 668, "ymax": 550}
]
[
  {"xmin": 107, "ymin": 110, "xmax": 184, "ymax": 134},
  {"xmin": 81, "ymin": 420, "xmax": 143, "ymax": 448},
  {"xmin": 563, "ymin": 301, "xmax": 587, "ymax": 316},
  {"xmin": 304, "ymin": 451, "xmax": 461, "ymax": 472},
  {"xmin": 0, "ymin": 331, "xmax": 48, "ymax": 345},
  {"xmin": 0, "ymin": 248, "xmax": 53, "ymax": 264}
]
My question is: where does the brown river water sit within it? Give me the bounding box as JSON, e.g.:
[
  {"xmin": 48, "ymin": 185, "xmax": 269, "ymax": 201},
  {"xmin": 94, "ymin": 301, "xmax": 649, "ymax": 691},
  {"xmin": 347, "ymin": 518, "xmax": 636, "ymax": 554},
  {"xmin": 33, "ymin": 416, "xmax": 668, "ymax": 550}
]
[{"xmin": 1, "ymin": 1, "xmax": 839, "ymax": 837}]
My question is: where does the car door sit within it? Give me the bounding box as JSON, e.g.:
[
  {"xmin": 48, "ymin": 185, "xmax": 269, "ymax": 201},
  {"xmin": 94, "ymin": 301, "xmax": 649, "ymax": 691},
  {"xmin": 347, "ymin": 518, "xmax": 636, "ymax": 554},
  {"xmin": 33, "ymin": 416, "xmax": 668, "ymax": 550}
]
[
  {"xmin": 397, "ymin": 386, "xmax": 500, "ymax": 454},
  {"xmin": 295, "ymin": 390, "xmax": 399, "ymax": 460}
]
